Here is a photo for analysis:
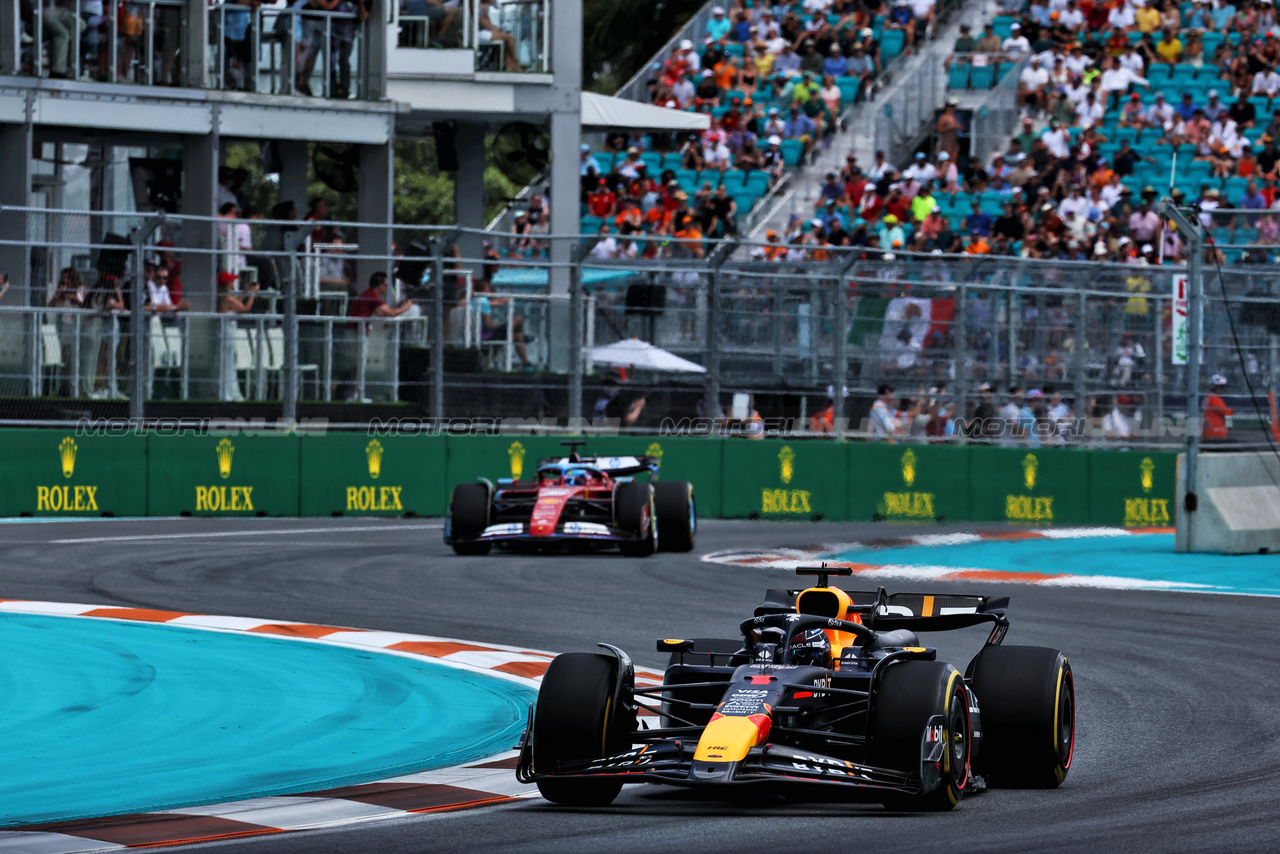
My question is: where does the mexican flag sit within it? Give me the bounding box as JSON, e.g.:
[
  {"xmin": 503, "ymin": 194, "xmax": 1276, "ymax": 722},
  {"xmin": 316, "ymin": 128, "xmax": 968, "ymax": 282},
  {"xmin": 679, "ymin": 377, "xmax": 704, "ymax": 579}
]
[{"xmin": 848, "ymin": 296, "xmax": 955, "ymax": 348}]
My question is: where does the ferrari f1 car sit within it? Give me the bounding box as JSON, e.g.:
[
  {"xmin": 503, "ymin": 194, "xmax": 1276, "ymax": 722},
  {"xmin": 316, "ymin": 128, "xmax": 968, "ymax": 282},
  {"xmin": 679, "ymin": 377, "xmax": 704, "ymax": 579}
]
[
  {"xmin": 517, "ymin": 565, "xmax": 1074, "ymax": 810},
  {"xmin": 444, "ymin": 441, "xmax": 695, "ymax": 556}
]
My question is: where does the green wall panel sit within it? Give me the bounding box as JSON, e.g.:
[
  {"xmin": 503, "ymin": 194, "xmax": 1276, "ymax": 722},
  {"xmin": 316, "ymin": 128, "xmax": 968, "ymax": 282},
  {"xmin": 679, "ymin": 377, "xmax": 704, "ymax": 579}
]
[
  {"xmin": 1087, "ymin": 450, "xmax": 1178, "ymax": 528},
  {"xmin": 0, "ymin": 429, "xmax": 147, "ymax": 516},
  {"xmin": 147, "ymin": 433, "xmax": 300, "ymax": 516},
  {"xmin": 968, "ymin": 446, "xmax": 1091, "ymax": 525},
  {"xmin": 721, "ymin": 439, "xmax": 848, "ymax": 520},
  {"xmin": 299, "ymin": 434, "xmax": 447, "ymax": 516},
  {"xmin": 849, "ymin": 444, "xmax": 971, "ymax": 522}
]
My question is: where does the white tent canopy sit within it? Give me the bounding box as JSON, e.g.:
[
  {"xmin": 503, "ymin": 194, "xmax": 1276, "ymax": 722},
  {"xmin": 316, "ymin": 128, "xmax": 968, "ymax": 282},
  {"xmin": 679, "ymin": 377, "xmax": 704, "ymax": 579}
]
[
  {"xmin": 580, "ymin": 91, "xmax": 710, "ymax": 132},
  {"xmin": 589, "ymin": 338, "xmax": 707, "ymax": 373}
]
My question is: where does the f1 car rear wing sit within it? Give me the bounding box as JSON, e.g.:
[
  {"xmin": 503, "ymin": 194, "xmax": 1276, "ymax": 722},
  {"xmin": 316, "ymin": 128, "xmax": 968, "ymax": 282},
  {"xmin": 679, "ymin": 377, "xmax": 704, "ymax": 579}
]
[
  {"xmin": 535, "ymin": 455, "xmax": 659, "ymax": 478},
  {"xmin": 755, "ymin": 572, "xmax": 1009, "ymax": 634}
]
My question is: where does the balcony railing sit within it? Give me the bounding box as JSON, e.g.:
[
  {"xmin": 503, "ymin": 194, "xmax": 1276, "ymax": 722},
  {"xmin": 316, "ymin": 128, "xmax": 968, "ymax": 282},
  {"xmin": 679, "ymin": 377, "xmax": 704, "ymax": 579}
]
[
  {"xmin": 395, "ymin": 0, "xmax": 548, "ymax": 74},
  {"xmin": 6, "ymin": 2, "xmax": 373, "ymax": 100},
  {"xmin": 209, "ymin": 3, "xmax": 369, "ymax": 99},
  {"xmin": 12, "ymin": 0, "xmax": 185, "ymax": 87}
]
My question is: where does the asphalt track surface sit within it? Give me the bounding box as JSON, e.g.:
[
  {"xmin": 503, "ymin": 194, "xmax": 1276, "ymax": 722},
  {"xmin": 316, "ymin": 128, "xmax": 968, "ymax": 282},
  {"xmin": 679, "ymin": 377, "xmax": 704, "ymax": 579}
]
[{"xmin": 4, "ymin": 517, "xmax": 1280, "ymax": 853}]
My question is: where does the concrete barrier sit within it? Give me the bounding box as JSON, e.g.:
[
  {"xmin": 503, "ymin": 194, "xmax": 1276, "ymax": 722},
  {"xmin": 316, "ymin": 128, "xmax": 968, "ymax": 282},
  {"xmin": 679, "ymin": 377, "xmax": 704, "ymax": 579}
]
[{"xmin": 1176, "ymin": 452, "xmax": 1280, "ymax": 554}]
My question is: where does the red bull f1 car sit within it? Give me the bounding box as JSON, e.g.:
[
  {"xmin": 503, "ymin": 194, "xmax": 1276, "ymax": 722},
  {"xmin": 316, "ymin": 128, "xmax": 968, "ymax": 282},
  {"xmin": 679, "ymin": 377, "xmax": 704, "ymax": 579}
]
[
  {"xmin": 517, "ymin": 565, "xmax": 1074, "ymax": 810},
  {"xmin": 445, "ymin": 441, "xmax": 695, "ymax": 557}
]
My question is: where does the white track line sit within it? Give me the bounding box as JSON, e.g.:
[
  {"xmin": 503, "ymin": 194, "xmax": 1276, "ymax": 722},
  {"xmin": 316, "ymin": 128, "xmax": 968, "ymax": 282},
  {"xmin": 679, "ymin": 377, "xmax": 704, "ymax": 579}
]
[{"xmin": 48, "ymin": 524, "xmax": 442, "ymax": 544}]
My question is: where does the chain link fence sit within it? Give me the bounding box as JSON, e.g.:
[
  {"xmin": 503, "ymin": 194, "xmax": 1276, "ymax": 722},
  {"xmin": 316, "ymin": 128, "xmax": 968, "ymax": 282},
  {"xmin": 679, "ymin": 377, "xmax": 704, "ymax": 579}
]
[{"xmin": 0, "ymin": 205, "xmax": 1277, "ymax": 447}]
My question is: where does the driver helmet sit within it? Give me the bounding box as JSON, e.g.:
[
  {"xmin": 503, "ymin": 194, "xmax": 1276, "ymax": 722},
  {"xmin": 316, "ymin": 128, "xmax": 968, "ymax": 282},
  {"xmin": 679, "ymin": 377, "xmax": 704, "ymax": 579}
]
[
  {"xmin": 564, "ymin": 468, "xmax": 588, "ymax": 486},
  {"xmin": 790, "ymin": 627, "xmax": 833, "ymax": 669}
]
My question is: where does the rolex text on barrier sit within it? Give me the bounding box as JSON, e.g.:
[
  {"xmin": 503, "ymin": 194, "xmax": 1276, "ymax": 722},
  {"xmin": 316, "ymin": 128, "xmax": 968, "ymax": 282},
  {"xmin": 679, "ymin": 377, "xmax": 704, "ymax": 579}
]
[
  {"xmin": 298, "ymin": 434, "xmax": 445, "ymax": 516},
  {"xmin": 849, "ymin": 444, "xmax": 971, "ymax": 522},
  {"xmin": 968, "ymin": 447, "xmax": 1091, "ymax": 526},
  {"xmin": 720, "ymin": 440, "xmax": 848, "ymax": 520},
  {"xmin": 0, "ymin": 429, "xmax": 147, "ymax": 516},
  {"xmin": 147, "ymin": 433, "xmax": 300, "ymax": 516},
  {"xmin": 1088, "ymin": 450, "xmax": 1177, "ymax": 527}
]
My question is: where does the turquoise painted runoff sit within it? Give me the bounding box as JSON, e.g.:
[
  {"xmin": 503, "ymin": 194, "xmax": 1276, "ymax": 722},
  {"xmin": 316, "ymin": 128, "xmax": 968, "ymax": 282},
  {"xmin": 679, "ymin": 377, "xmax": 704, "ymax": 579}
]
[
  {"xmin": 0, "ymin": 614, "xmax": 535, "ymax": 827},
  {"xmin": 834, "ymin": 534, "xmax": 1280, "ymax": 596}
]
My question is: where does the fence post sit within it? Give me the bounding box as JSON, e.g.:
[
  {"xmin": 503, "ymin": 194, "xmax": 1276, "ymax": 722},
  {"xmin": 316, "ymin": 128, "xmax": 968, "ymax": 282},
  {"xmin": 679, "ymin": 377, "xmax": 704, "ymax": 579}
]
[
  {"xmin": 706, "ymin": 239, "xmax": 737, "ymax": 425},
  {"xmin": 1073, "ymin": 289, "xmax": 1087, "ymax": 428},
  {"xmin": 127, "ymin": 214, "xmax": 164, "ymax": 424},
  {"xmin": 568, "ymin": 242, "xmax": 586, "ymax": 426},
  {"xmin": 430, "ymin": 234, "xmax": 451, "ymax": 420},
  {"xmin": 954, "ymin": 281, "xmax": 969, "ymax": 440},
  {"xmin": 833, "ymin": 249, "xmax": 859, "ymax": 439},
  {"xmin": 283, "ymin": 226, "xmax": 308, "ymax": 420}
]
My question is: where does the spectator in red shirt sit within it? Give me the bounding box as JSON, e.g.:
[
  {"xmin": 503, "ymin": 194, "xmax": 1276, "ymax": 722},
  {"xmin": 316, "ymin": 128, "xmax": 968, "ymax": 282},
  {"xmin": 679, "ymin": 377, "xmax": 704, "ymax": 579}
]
[
  {"xmin": 1203, "ymin": 374, "xmax": 1234, "ymax": 440},
  {"xmin": 350, "ymin": 271, "xmax": 415, "ymax": 329},
  {"xmin": 587, "ymin": 179, "xmax": 617, "ymax": 218}
]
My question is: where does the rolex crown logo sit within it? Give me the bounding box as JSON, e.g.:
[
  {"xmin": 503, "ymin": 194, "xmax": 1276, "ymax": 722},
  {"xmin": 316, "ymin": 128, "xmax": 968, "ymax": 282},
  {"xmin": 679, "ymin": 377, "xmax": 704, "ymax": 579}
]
[
  {"xmin": 1140, "ymin": 456, "xmax": 1155, "ymax": 494},
  {"xmin": 509, "ymin": 441, "xmax": 526, "ymax": 480},
  {"xmin": 59, "ymin": 437, "xmax": 77, "ymax": 478},
  {"xmin": 216, "ymin": 438, "xmax": 235, "ymax": 480},
  {"xmin": 366, "ymin": 439, "xmax": 384, "ymax": 480},
  {"xmin": 779, "ymin": 445, "xmax": 795, "ymax": 484},
  {"xmin": 646, "ymin": 442, "xmax": 664, "ymax": 462},
  {"xmin": 901, "ymin": 448, "xmax": 917, "ymax": 487},
  {"xmin": 1022, "ymin": 453, "xmax": 1038, "ymax": 491}
]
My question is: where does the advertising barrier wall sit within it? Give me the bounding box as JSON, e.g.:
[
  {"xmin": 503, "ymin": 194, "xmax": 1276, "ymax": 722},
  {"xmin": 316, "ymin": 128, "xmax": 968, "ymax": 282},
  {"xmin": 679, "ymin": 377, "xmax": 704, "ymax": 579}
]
[
  {"xmin": 300, "ymin": 433, "xmax": 446, "ymax": 517},
  {"xmin": 849, "ymin": 444, "xmax": 972, "ymax": 522},
  {"xmin": 148, "ymin": 433, "xmax": 301, "ymax": 516},
  {"xmin": 721, "ymin": 440, "xmax": 849, "ymax": 520},
  {"xmin": 0, "ymin": 430, "xmax": 1178, "ymax": 527},
  {"xmin": 1088, "ymin": 450, "xmax": 1178, "ymax": 528},
  {"xmin": 0, "ymin": 429, "xmax": 147, "ymax": 517}
]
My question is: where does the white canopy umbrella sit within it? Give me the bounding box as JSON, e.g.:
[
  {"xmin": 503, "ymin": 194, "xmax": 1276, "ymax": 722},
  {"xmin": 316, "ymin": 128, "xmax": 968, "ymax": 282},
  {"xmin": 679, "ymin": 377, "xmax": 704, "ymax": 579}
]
[{"xmin": 589, "ymin": 338, "xmax": 707, "ymax": 374}]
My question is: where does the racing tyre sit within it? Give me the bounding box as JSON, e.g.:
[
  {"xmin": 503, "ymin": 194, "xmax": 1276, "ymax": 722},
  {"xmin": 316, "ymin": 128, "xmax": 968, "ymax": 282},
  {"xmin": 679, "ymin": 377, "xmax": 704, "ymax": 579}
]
[
  {"xmin": 448, "ymin": 483, "xmax": 491, "ymax": 556},
  {"xmin": 654, "ymin": 481, "xmax": 696, "ymax": 552},
  {"xmin": 532, "ymin": 652, "xmax": 631, "ymax": 806},
  {"xmin": 615, "ymin": 482, "xmax": 656, "ymax": 557},
  {"xmin": 968, "ymin": 645, "xmax": 1074, "ymax": 789},
  {"xmin": 871, "ymin": 661, "xmax": 972, "ymax": 812}
]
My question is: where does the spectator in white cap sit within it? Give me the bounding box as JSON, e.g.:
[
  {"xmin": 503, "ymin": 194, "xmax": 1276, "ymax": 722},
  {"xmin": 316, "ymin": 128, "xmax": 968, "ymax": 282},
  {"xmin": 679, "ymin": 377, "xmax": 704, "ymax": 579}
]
[
  {"xmin": 1019, "ymin": 55, "xmax": 1050, "ymax": 117},
  {"xmin": 579, "ymin": 143, "xmax": 599, "ymax": 178},
  {"xmin": 935, "ymin": 150, "xmax": 958, "ymax": 190},
  {"xmin": 1002, "ymin": 23, "xmax": 1029, "ymax": 57},
  {"xmin": 706, "ymin": 6, "xmax": 730, "ymax": 42},
  {"xmin": 685, "ymin": 39, "xmax": 705, "ymax": 74},
  {"xmin": 1203, "ymin": 375, "xmax": 1234, "ymax": 440},
  {"xmin": 1203, "ymin": 89, "xmax": 1226, "ymax": 122}
]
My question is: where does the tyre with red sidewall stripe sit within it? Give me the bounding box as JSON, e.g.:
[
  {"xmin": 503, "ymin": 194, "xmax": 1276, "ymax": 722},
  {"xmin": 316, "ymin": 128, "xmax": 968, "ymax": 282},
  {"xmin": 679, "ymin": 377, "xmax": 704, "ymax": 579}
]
[{"xmin": 967, "ymin": 644, "xmax": 1074, "ymax": 789}]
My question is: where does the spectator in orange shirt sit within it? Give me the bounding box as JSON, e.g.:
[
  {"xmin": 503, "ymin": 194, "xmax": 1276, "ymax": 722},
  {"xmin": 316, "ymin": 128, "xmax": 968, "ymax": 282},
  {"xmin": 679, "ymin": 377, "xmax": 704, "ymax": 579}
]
[
  {"xmin": 1203, "ymin": 374, "xmax": 1234, "ymax": 440},
  {"xmin": 964, "ymin": 229, "xmax": 991, "ymax": 255}
]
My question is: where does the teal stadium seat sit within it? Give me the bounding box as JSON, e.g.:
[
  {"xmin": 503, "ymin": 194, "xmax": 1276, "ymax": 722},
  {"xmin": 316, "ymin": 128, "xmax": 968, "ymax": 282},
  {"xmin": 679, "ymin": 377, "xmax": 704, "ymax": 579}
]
[
  {"xmin": 697, "ymin": 169, "xmax": 723, "ymax": 188},
  {"xmin": 949, "ymin": 64, "xmax": 971, "ymax": 89},
  {"xmin": 881, "ymin": 29, "xmax": 904, "ymax": 60},
  {"xmin": 970, "ymin": 64, "xmax": 994, "ymax": 89},
  {"xmin": 780, "ymin": 138, "xmax": 804, "ymax": 166},
  {"xmin": 992, "ymin": 16, "xmax": 1013, "ymax": 38},
  {"xmin": 592, "ymin": 151, "xmax": 615, "ymax": 174},
  {"xmin": 721, "ymin": 170, "xmax": 747, "ymax": 191},
  {"xmin": 580, "ymin": 215, "xmax": 602, "ymax": 235}
]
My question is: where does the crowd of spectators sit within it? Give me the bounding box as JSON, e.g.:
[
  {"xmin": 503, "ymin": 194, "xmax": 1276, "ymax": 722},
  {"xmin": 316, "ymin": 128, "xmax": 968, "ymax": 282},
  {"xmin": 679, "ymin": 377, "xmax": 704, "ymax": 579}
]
[
  {"xmin": 887, "ymin": 0, "xmax": 1280, "ymax": 266},
  {"xmin": 569, "ymin": 0, "xmax": 950, "ymax": 259}
]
